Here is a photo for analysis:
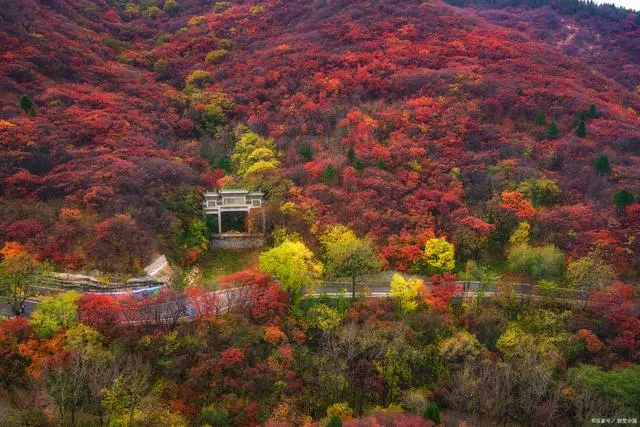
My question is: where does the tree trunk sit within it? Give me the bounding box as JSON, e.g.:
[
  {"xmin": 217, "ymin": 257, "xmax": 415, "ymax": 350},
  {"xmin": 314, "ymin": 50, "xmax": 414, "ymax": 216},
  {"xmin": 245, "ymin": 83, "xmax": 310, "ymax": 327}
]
[
  {"xmin": 10, "ymin": 296, "xmax": 22, "ymax": 316},
  {"xmin": 357, "ymin": 376, "xmax": 365, "ymax": 416},
  {"xmin": 351, "ymin": 276, "xmax": 356, "ymax": 300},
  {"xmin": 129, "ymin": 398, "xmax": 135, "ymax": 427},
  {"xmin": 351, "ymin": 383, "xmax": 357, "ymax": 415}
]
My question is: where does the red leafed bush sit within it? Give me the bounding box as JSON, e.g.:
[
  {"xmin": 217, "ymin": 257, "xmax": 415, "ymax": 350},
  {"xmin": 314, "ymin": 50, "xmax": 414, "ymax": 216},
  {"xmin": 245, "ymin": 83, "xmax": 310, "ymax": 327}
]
[
  {"xmin": 185, "ymin": 287, "xmax": 220, "ymax": 320},
  {"xmin": 217, "ymin": 347, "xmax": 245, "ymax": 369},
  {"xmin": 250, "ymin": 281, "xmax": 288, "ymax": 325},
  {"xmin": 425, "ymin": 273, "xmax": 460, "ymax": 312},
  {"xmin": 78, "ymin": 294, "xmax": 123, "ymax": 332},
  {"xmin": 499, "ymin": 191, "xmax": 536, "ymax": 219},
  {"xmin": 5, "ymin": 220, "xmax": 44, "ymax": 242},
  {"xmin": 576, "ymin": 329, "xmax": 604, "ymax": 353},
  {"xmin": 220, "ymin": 270, "xmax": 288, "ymax": 324},
  {"xmin": 0, "ymin": 317, "xmax": 31, "ymax": 343},
  {"xmin": 587, "ymin": 283, "xmax": 640, "ymax": 361}
]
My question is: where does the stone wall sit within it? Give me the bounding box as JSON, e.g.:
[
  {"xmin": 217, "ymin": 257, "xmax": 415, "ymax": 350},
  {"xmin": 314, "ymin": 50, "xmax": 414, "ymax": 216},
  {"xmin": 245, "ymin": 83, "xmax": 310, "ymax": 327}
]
[
  {"xmin": 36, "ymin": 274, "xmax": 166, "ymax": 295},
  {"xmin": 34, "ymin": 254, "xmax": 171, "ymax": 294},
  {"xmin": 210, "ymin": 234, "xmax": 265, "ymax": 249}
]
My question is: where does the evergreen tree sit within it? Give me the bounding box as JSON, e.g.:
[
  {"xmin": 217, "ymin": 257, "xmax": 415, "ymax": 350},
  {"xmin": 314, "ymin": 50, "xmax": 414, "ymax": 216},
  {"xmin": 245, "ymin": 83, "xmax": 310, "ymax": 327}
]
[
  {"xmin": 588, "ymin": 103, "xmax": 597, "ymax": 118},
  {"xmin": 376, "ymin": 158, "xmax": 386, "ymax": 169},
  {"xmin": 594, "ymin": 154, "xmax": 611, "ymax": 175},
  {"xmin": 298, "ymin": 144, "xmax": 313, "ymax": 160},
  {"xmin": 19, "ymin": 94, "xmax": 36, "ymax": 116},
  {"xmin": 424, "ymin": 403, "xmax": 441, "ymax": 424},
  {"xmin": 614, "ymin": 190, "xmax": 634, "ymax": 210},
  {"xmin": 535, "ymin": 111, "xmax": 546, "ymax": 126},
  {"xmin": 547, "ymin": 121, "xmax": 559, "ymax": 139},
  {"xmin": 326, "ymin": 414, "xmax": 343, "ymax": 427},
  {"xmin": 347, "ymin": 146, "xmax": 356, "ymax": 164},
  {"xmin": 576, "ymin": 120, "xmax": 586, "ymax": 138},
  {"xmin": 215, "ymin": 156, "xmax": 232, "ymax": 174},
  {"xmin": 323, "ymin": 164, "xmax": 336, "ymax": 182}
]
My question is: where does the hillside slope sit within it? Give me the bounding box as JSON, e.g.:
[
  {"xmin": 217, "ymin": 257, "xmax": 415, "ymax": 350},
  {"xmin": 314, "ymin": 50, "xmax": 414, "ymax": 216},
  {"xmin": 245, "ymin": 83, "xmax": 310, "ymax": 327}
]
[
  {"xmin": 1, "ymin": 0, "xmax": 639, "ymax": 275},
  {"xmin": 472, "ymin": 2, "xmax": 640, "ymax": 90}
]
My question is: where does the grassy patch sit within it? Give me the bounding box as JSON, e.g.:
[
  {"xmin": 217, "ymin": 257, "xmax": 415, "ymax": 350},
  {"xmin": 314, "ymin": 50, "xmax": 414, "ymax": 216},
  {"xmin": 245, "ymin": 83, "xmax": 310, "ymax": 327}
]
[{"xmin": 199, "ymin": 249, "xmax": 260, "ymax": 289}]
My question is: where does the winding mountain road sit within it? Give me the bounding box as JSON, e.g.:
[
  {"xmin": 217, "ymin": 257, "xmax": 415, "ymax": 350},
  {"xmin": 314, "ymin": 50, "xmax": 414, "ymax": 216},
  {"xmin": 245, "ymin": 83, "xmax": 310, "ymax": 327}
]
[{"xmin": 1, "ymin": 280, "xmax": 592, "ymax": 323}]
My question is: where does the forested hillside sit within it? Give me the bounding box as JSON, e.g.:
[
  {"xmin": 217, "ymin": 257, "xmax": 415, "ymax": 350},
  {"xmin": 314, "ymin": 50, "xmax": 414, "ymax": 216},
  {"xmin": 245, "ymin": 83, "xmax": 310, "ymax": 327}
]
[
  {"xmin": 1, "ymin": 0, "xmax": 640, "ymax": 425},
  {"xmin": 1, "ymin": 0, "xmax": 640, "ymax": 277}
]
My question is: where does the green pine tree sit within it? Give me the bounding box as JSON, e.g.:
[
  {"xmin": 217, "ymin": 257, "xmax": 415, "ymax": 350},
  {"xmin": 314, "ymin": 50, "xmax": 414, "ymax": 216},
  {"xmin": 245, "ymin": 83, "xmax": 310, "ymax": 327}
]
[
  {"xmin": 215, "ymin": 156, "xmax": 232, "ymax": 174},
  {"xmin": 614, "ymin": 190, "xmax": 634, "ymax": 210},
  {"xmin": 347, "ymin": 146, "xmax": 356, "ymax": 164},
  {"xmin": 594, "ymin": 154, "xmax": 611, "ymax": 175},
  {"xmin": 576, "ymin": 120, "xmax": 586, "ymax": 138},
  {"xmin": 588, "ymin": 103, "xmax": 597, "ymax": 118},
  {"xmin": 19, "ymin": 94, "xmax": 36, "ymax": 116},
  {"xmin": 326, "ymin": 414, "xmax": 343, "ymax": 427},
  {"xmin": 298, "ymin": 144, "xmax": 313, "ymax": 160},
  {"xmin": 535, "ymin": 111, "xmax": 546, "ymax": 126},
  {"xmin": 323, "ymin": 164, "xmax": 336, "ymax": 182},
  {"xmin": 376, "ymin": 158, "xmax": 386, "ymax": 169},
  {"xmin": 424, "ymin": 403, "xmax": 441, "ymax": 424},
  {"xmin": 547, "ymin": 121, "xmax": 559, "ymax": 139}
]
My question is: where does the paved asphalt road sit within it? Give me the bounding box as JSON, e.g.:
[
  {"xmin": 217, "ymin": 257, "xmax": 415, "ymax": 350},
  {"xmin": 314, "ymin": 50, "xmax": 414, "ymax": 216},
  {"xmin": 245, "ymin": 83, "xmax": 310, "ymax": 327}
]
[
  {"xmin": 1, "ymin": 280, "xmax": 588, "ymax": 321},
  {"xmin": 0, "ymin": 299, "xmax": 39, "ymax": 318},
  {"xmin": 316, "ymin": 281, "xmax": 492, "ymax": 295}
]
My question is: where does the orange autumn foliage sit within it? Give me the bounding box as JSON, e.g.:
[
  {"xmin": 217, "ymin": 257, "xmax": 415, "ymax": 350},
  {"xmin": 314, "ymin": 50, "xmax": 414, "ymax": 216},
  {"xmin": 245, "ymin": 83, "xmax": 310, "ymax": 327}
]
[{"xmin": 500, "ymin": 191, "xmax": 536, "ymax": 219}]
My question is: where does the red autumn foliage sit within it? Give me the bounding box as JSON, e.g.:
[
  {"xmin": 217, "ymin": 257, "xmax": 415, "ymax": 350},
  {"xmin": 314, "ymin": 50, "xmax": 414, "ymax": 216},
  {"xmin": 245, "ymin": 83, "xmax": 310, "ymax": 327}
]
[
  {"xmin": 185, "ymin": 286, "xmax": 221, "ymax": 321},
  {"xmin": 250, "ymin": 281, "xmax": 288, "ymax": 326},
  {"xmin": 347, "ymin": 298, "xmax": 396, "ymax": 323},
  {"xmin": 77, "ymin": 294, "xmax": 123, "ymax": 334},
  {"xmin": 217, "ymin": 347, "xmax": 245, "ymax": 369},
  {"xmin": 424, "ymin": 273, "xmax": 461, "ymax": 312},
  {"xmin": 220, "ymin": 270, "xmax": 288, "ymax": 325},
  {"xmin": 577, "ymin": 329, "xmax": 604, "ymax": 353},
  {"xmin": 5, "ymin": 220, "xmax": 44, "ymax": 242},
  {"xmin": 0, "ymin": 317, "xmax": 32, "ymax": 387},
  {"xmin": 0, "ymin": 1, "xmax": 639, "ymax": 421},
  {"xmin": 499, "ymin": 191, "xmax": 537, "ymax": 219},
  {"xmin": 17, "ymin": 334, "xmax": 65, "ymax": 380},
  {"xmin": 0, "ymin": 0, "xmax": 637, "ymax": 277},
  {"xmin": 587, "ymin": 282, "xmax": 640, "ymax": 361}
]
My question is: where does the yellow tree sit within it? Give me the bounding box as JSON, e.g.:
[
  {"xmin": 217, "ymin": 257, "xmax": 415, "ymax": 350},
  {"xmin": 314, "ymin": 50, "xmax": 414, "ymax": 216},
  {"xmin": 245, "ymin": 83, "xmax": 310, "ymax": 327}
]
[
  {"xmin": 423, "ymin": 238, "xmax": 455, "ymax": 274},
  {"xmin": 389, "ymin": 273, "xmax": 424, "ymax": 312},
  {"xmin": 439, "ymin": 331, "xmax": 482, "ymax": 365},
  {"xmin": 320, "ymin": 225, "xmax": 381, "ymax": 299},
  {"xmin": 566, "ymin": 252, "xmax": 615, "ymax": 290},
  {"xmin": 509, "ymin": 222, "xmax": 530, "ymax": 246},
  {"xmin": 31, "ymin": 291, "xmax": 80, "ymax": 338},
  {"xmin": 231, "ymin": 130, "xmax": 279, "ymax": 180},
  {"xmin": 259, "ymin": 239, "xmax": 323, "ymax": 300}
]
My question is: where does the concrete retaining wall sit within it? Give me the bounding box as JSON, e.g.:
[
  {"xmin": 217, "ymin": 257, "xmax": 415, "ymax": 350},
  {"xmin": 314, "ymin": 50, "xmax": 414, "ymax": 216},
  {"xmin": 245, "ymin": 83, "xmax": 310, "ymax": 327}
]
[{"xmin": 210, "ymin": 234, "xmax": 265, "ymax": 249}]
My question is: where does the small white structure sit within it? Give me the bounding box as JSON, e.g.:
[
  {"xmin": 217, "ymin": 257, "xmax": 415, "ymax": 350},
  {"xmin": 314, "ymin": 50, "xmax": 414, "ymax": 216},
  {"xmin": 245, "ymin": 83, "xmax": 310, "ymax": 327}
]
[{"xmin": 203, "ymin": 189, "xmax": 265, "ymax": 235}]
